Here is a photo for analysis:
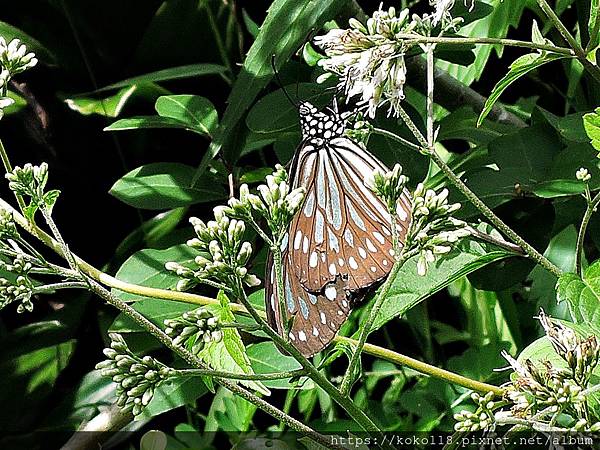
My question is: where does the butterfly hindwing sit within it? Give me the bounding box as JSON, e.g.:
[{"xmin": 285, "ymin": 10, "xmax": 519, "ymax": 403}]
[{"xmin": 265, "ymin": 245, "xmax": 353, "ymax": 357}]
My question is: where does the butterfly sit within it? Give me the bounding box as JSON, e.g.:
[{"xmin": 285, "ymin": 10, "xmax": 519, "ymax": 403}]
[{"xmin": 265, "ymin": 101, "xmax": 412, "ymax": 356}]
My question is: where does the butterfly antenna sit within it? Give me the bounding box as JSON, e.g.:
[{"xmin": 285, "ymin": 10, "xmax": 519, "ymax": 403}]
[{"xmin": 271, "ymin": 54, "xmax": 299, "ymax": 108}]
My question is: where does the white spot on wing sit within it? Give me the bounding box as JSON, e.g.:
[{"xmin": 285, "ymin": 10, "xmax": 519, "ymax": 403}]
[
  {"xmin": 294, "ymin": 230, "xmax": 302, "ymax": 250},
  {"xmin": 366, "ymin": 238, "xmax": 377, "ymax": 253},
  {"xmin": 320, "ymin": 312, "xmax": 327, "ymax": 324},
  {"xmin": 358, "ymin": 247, "xmax": 367, "ymax": 259},
  {"xmin": 373, "ymin": 231, "xmax": 385, "ymax": 244},
  {"xmin": 349, "ymin": 257, "xmax": 358, "ymax": 270},
  {"xmin": 298, "ymin": 330, "xmax": 307, "ymax": 341},
  {"xmin": 329, "ymin": 263, "xmax": 337, "ymax": 275},
  {"xmin": 325, "ymin": 285, "xmax": 337, "ymax": 300},
  {"xmin": 303, "ymin": 236, "xmax": 309, "ymax": 254},
  {"xmin": 310, "ymin": 252, "xmax": 318, "ymax": 268}
]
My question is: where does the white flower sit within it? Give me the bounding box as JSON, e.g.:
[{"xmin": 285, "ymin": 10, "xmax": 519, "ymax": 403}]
[
  {"xmin": 0, "ymin": 38, "xmax": 38, "ymax": 75},
  {"xmin": 0, "ymin": 96, "xmax": 15, "ymax": 120},
  {"xmin": 314, "ymin": 5, "xmax": 410, "ymax": 118},
  {"xmin": 576, "ymin": 167, "xmax": 591, "ymax": 182}
]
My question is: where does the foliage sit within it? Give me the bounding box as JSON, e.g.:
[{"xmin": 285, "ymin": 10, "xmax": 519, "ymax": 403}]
[{"xmin": 0, "ymin": 0, "xmax": 600, "ymax": 449}]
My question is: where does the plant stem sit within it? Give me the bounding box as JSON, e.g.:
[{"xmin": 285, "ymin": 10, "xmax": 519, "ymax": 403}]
[
  {"xmin": 340, "ymin": 337, "xmax": 505, "ymax": 396},
  {"xmin": 425, "ymin": 43, "xmax": 435, "ymax": 148},
  {"xmin": 536, "ymin": 0, "xmax": 600, "ymax": 84},
  {"xmin": 393, "ymin": 106, "xmax": 562, "ymax": 278},
  {"xmin": 170, "ymin": 368, "xmax": 307, "ymax": 381},
  {"xmin": 204, "ymin": 0, "xmax": 234, "ymax": 78},
  {"xmin": 575, "ymin": 191, "xmax": 600, "ymax": 276},
  {"xmin": 0, "ymin": 198, "xmax": 504, "ymax": 397},
  {"xmin": 233, "ymin": 279, "xmax": 389, "ymax": 443},
  {"xmin": 0, "ymin": 139, "xmax": 26, "ymax": 213},
  {"xmin": 33, "ymin": 281, "xmax": 88, "ymax": 293},
  {"xmin": 339, "ymin": 248, "xmax": 418, "ymax": 396},
  {"xmin": 397, "ymin": 33, "xmax": 575, "ymax": 56},
  {"xmin": 85, "ymin": 277, "xmax": 336, "ymax": 449}
]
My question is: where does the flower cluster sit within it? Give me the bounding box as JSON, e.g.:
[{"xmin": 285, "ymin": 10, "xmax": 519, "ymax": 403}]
[
  {"xmin": 6, "ymin": 162, "xmax": 49, "ymax": 201},
  {"xmin": 96, "ymin": 333, "xmax": 173, "ymax": 416},
  {"xmin": 164, "ymin": 307, "xmax": 223, "ymax": 354},
  {"xmin": 0, "ymin": 37, "xmax": 37, "ymax": 120},
  {"xmin": 0, "ymin": 208, "xmax": 18, "ymax": 240},
  {"xmin": 453, "ymin": 391, "xmax": 498, "ymax": 432},
  {"xmin": 409, "ymin": 184, "xmax": 470, "ymax": 275},
  {"xmin": 454, "ymin": 310, "xmax": 600, "ymax": 436},
  {"xmin": 365, "ymin": 163, "xmax": 409, "ymax": 213},
  {"xmin": 227, "ymin": 165, "xmax": 305, "ymax": 241},
  {"xmin": 0, "ymin": 253, "xmax": 37, "ymax": 313},
  {"xmin": 314, "ymin": 5, "xmax": 411, "ymax": 118},
  {"xmin": 576, "ymin": 167, "xmax": 592, "ymax": 183},
  {"xmin": 165, "ymin": 209, "xmax": 260, "ymax": 291},
  {"xmin": 0, "ymin": 38, "xmax": 38, "ymax": 76}
]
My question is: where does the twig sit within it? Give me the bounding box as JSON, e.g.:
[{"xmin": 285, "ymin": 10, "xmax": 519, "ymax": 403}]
[
  {"xmin": 169, "ymin": 368, "xmax": 307, "ymax": 381},
  {"xmin": 575, "ymin": 191, "xmax": 600, "ymax": 275}
]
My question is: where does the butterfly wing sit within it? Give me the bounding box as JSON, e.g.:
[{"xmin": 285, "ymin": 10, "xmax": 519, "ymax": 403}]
[
  {"xmin": 265, "ymin": 239, "xmax": 354, "ymax": 357},
  {"xmin": 287, "ymin": 137, "xmax": 412, "ymax": 292}
]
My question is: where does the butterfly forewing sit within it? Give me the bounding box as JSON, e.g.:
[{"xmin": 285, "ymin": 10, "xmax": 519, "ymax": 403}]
[{"xmin": 287, "ymin": 138, "xmax": 411, "ymax": 292}]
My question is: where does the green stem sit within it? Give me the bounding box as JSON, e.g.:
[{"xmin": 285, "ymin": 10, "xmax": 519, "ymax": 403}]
[
  {"xmin": 339, "ymin": 338, "xmax": 505, "ymax": 396},
  {"xmin": 536, "ymin": 0, "xmax": 600, "ymax": 84},
  {"xmin": 170, "ymin": 368, "xmax": 307, "ymax": 381},
  {"xmin": 86, "ymin": 278, "xmax": 336, "ymax": 449},
  {"xmin": 587, "ymin": 6, "xmax": 600, "ymax": 53},
  {"xmin": 425, "ymin": 43, "xmax": 436, "ymax": 148},
  {"xmin": 575, "ymin": 191, "xmax": 600, "ymax": 275},
  {"xmin": 204, "ymin": 0, "xmax": 234, "ymax": 77},
  {"xmin": 33, "ymin": 281, "xmax": 88, "ymax": 293},
  {"xmin": 339, "ymin": 248, "xmax": 418, "ymax": 396},
  {"xmin": 273, "ymin": 242, "xmax": 289, "ymax": 336},
  {"xmin": 233, "ymin": 279, "xmax": 388, "ymax": 443},
  {"xmin": 370, "ymin": 127, "xmax": 421, "ymax": 152},
  {"xmin": 0, "ymin": 139, "xmax": 26, "ymax": 213},
  {"xmin": 397, "ymin": 33, "xmax": 575, "ymax": 56},
  {"xmin": 393, "ymin": 106, "xmax": 562, "ymax": 278},
  {"xmin": 0, "ymin": 198, "xmax": 504, "ymax": 398}
]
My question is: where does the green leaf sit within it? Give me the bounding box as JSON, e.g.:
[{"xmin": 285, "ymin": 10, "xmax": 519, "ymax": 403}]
[
  {"xmin": 65, "ymin": 84, "xmax": 162, "ymax": 117},
  {"xmin": 109, "ymin": 162, "xmax": 226, "ymax": 210},
  {"xmin": 437, "ymin": 0, "xmax": 528, "ymax": 86},
  {"xmin": 0, "ymin": 20, "xmax": 55, "ymax": 63},
  {"xmin": 371, "ymin": 225, "xmax": 513, "ymax": 331},
  {"xmin": 154, "ymin": 95, "xmax": 218, "ymax": 136},
  {"xmin": 141, "ymin": 374, "xmax": 208, "ymax": 420},
  {"xmin": 105, "ymin": 116, "xmax": 209, "ymax": 135},
  {"xmin": 93, "ymin": 64, "xmax": 227, "ymax": 94},
  {"xmin": 246, "ymin": 342, "xmax": 312, "ymax": 389},
  {"xmin": 192, "ymin": 0, "xmax": 346, "ymax": 182},
  {"xmin": 112, "ymin": 244, "xmax": 200, "ymax": 302},
  {"xmin": 246, "ymin": 83, "xmax": 331, "ymax": 134},
  {"xmin": 478, "ymin": 52, "xmax": 569, "ymax": 126},
  {"xmin": 198, "ymin": 292, "xmax": 270, "ymax": 396},
  {"xmin": 140, "ymin": 430, "xmax": 167, "ymax": 450},
  {"xmin": 584, "ymin": 107, "xmax": 600, "ymax": 152},
  {"xmin": 557, "ymin": 261, "xmax": 600, "ymax": 334},
  {"xmin": 532, "ymin": 179, "xmax": 586, "ymax": 198}
]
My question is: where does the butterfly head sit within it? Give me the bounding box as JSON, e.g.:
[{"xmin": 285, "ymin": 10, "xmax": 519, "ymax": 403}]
[{"xmin": 299, "ymin": 101, "xmax": 345, "ymax": 143}]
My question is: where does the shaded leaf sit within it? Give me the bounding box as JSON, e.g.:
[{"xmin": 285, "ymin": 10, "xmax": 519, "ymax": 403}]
[
  {"xmin": 478, "ymin": 52, "xmax": 569, "ymax": 126},
  {"xmin": 155, "ymin": 95, "xmax": 218, "ymax": 136},
  {"xmin": 584, "ymin": 107, "xmax": 600, "ymax": 152},
  {"xmin": 246, "ymin": 342, "xmax": 312, "ymax": 389},
  {"xmin": 110, "ymin": 162, "xmax": 226, "ymax": 209},
  {"xmin": 105, "ymin": 116, "xmax": 208, "ymax": 135},
  {"xmin": 557, "ymin": 261, "xmax": 600, "ymax": 334}
]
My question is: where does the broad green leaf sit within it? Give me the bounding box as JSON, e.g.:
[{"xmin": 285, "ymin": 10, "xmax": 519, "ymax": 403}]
[
  {"xmin": 110, "ymin": 298, "xmax": 196, "ymax": 334},
  {"xmin": 204, "ymin": 386, "xmax": 257, "ymax": 433},
  {"xmin": 154, "ymin": 95, "xmax": 218, "ymax": 136},
  {"xmin": 478, "ymin": 52, "xmax": 569, "ymax": 126},
  {"xmin": 246, "ymin": 342, "xmax": 312, "ymax": 389},
  {"xmin": 109, "ymin": 162, "xmax": 226, "ymax": 209},
  {"xmin": 112, "ymin": 244, "xmax": 200, "ymax": 302},
  {"xmin": 371, "ymin": 225, "xmax": 513, "ymax": 331},
  {"xmin": 93, "ymin": 64, "xmax": 227, "ymax": 93},
  {"xmin": 246, "ymin": 83, "xmax": 331, "ymax": 134},
  {"xmin": 140, "ymin": 375, "xmax": 208, "ymax": 420},
  {"xmin": 584, "ymin": 107, "xmax": 600, "ymax": 152},
  {"xmin": 437, "ymin": 0, "xmax": 527, "ymax": 86},
  {"xmin": 547, "ymin": 143, "xmax": 600, "ymax": 193},
  {"xmin": 557, "ymin": 261, "xmax": 600, "ymax": 334},
  {"xmin": 198, "ymin": 292, "xmax": 269, "ymax": 396},
  {"xmin": 192, "ymin": 0, "xmax": 346, "ymax": 183},
  {"xmin": 105, "ymin": 116, "xmax": 208, "ymax": 135},
  {"xmin": 0, "ymin": 20, "xmax": 54, "ymax": 63},
  {"xmin": 532, "ymin": 179, "xmax": 586, "ymax": 198}
]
